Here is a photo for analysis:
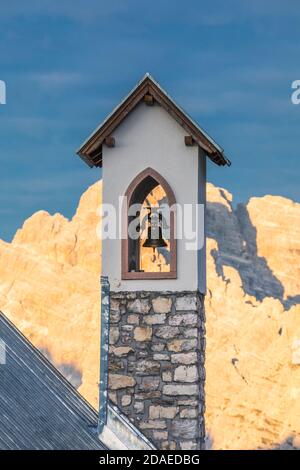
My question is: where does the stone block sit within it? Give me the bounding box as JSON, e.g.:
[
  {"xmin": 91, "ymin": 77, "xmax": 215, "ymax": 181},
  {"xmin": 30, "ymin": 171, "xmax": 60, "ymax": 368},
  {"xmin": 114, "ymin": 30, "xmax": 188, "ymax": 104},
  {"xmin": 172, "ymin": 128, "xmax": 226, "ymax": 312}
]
[
  {"xmin": 153, "ymin": 353, "xmax": 170, "ymax": 361},
  {"xmin": 155, "ymin": 326, "xmax": 180, "ymax": 339},
  {"xmin": 180, "ymin": 441, "xmax": 198, "ymax": 450},
  {"xmin": 109, "ymin": 392, "xmax": 117, "ymax": 405},
  {"xmin": 110, "ymin": 299, "xmax": 120, "ymax": 311},
  {"xmin": 169, "ymin": 313, "xmax": 198, "ymax": 326},
  {"xmin": 152, "ymin": 297, "xmax": 172, "ymax": 314},
  {"xmin": 133, "ymin": 401, "xmax": 144, "ymax": 413},
  {"xmin": 174, "ymin": 365, "xmax": 198, "ymax": 382},
  {"xmin": 121, "ymin": 325, "xmax": 134, "ymax": 331},
  {"xmin": 171, "ymin": 352, "xmax": 198, "ymax": 364},
  {"xmin": 149, "ymin": 405, "xmax": 178, "ymax": 419},
  {"xmin": 111, "ymin": 346, "xmax": 133, "ymax": 357},
  {"xmin": 109, "ymin": 327, "xmax": 120, "ymax": 345},
  {"xmin": 136, "ymin": 350, "xmax": 148, "ymax": 358},
  {"xmin": 175, "ymin": 296, "xmax": 197, "ymax": 311},
  {"xmin": 162, "ymin": 371, "xmax": 172, "ymax": 382},
  {"xmin": 153, "ymin": 431, "xmax": 168, "ymax": 441},
  {"xmin": 183, "ymin": 328, "xmax": 198, "ymax": 338},
  {"xmin": 121, "ymin": 395, "xmax": 132, "ymax": 406},
  {"xmin": 144, "ymin": 314, "xmax": 166, "ymax": 325},
  {"xmin": 128, "ymin": 314, "xmax": 139, "ymax": 324},
  {"xmin": 109, "ymin": 374, "xmax": 136, "ymax": 390},
  {"xmin": 172, "ymin": 419, "xmax": 198, "ymax": 439},
  {"xmin": 180, "ymin": 408, "xmax": 198, "ymax": 418},
  {"xmin": 109, "ymin": 358, "xmax": 123, "ymax": 373},
  {"xmin": 168, "ymin": 338, "xmax": 197, "ymax": 352},
  {"xmin": 140, "ymin": 420, "xmax": 167, "ymax": 430},
  {"xmin": 128, "ymin": 299, "xmax": 150, "ymax": 314},
  {"xmin": 139, "ymin": 376, "xmax": 160, "ymax": 391},
  {"xmin": 120, "ymin": 331, "xmax": 132, "ymax": 343},
  {"xmin": 163, "ymin": 384, "xmax": 198, "ymax": 396},
  {"xmin": 161, "ymin": 441, "xmax": 176, "ymax": 450},
  {"xmin": 134, "ymin": 326, "xmax": 152, "ymax": 341},
  {"xmin": 151, "ymin": 343, "xmax": 165, "ymax": 352},
  {"xmin": 135, "ymin": 391, "xmax": 161, "ymax": 400},
  {"xmin": 177, "ymin": 398, "xmax": 198, "ymax": 406},
  {"xmin": 135, "ymin": 359, "xmax": 160, "ymax": 375},
  {"xmin": 110, "ymin": 310, "xmax": 121, "ymax": 323}
]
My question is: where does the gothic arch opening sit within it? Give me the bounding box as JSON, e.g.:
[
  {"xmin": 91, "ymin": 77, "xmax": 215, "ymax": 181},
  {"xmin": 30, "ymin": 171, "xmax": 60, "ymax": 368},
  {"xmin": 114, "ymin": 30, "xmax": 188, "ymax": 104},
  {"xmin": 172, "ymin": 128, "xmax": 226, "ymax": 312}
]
[{"xmin": 122, "ymin": 168, "xmax": 177, "ymax": 280}]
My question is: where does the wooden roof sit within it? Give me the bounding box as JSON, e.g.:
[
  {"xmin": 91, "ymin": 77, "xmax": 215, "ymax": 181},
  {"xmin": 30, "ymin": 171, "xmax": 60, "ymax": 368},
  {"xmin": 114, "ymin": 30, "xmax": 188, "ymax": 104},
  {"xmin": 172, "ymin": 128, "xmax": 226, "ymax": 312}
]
[{"xmin": 77, "ymin": 73, "xmax": 231, "ymax": 168}]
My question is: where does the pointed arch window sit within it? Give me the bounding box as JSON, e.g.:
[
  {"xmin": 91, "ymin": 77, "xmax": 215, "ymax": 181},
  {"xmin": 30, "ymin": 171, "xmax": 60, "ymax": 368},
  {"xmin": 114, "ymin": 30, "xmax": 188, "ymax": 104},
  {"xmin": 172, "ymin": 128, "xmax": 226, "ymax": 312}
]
[{"xmin": 122, "ymin": 168, "xmax": 177, "ymax": 280}]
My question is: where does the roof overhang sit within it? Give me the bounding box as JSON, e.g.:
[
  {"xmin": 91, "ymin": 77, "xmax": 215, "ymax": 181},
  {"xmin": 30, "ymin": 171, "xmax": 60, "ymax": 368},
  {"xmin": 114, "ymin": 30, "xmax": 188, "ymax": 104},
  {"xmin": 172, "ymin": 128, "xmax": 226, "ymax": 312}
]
[
  {"xmin": 99, "ymin": 402, "xmax": 156, "ymax": 450},
  {"xmin": 77, "ymin": 73, "xmax": 231, "ymax": 168}
]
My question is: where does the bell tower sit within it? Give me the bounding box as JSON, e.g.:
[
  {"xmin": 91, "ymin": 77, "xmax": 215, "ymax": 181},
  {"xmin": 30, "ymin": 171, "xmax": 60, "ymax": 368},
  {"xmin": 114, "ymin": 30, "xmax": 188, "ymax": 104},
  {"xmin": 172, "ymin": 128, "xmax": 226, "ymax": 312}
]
[{"xmin": 77, "ymin": 74, "xmax": 230, "ymax": 450}]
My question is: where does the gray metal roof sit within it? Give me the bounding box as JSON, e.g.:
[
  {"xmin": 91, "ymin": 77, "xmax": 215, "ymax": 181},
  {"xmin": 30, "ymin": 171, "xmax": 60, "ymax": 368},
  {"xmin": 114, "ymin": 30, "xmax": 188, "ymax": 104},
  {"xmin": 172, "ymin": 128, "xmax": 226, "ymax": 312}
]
[{"xmin": 0, "ymin": 312, "xmax": 106, "ymax": 450}]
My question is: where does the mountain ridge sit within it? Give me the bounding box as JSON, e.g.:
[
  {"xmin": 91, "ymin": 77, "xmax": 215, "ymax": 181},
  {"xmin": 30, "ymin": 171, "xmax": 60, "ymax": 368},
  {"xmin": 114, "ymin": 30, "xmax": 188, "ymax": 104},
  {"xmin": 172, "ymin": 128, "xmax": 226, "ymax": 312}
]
[{"xmin": 0, "ymin": 181, "xmax": 299, "ymax": 449}]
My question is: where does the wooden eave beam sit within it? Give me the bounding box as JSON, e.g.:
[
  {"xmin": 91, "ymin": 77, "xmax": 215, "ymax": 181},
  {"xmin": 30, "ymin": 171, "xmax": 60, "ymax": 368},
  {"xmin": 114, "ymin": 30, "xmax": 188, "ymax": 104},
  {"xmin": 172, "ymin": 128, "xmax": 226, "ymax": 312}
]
[
  {"xmin": 87, "ymin": 145, "xmax": 103, "ymax": 167},
  {"xmin": 144, "ymin": 94, "xmax": 154, "ymax": 105},
  {"xmin": 104, "ymin": 136, "xmax": 115, "ymax": 147},
  {"xmin": 184, "ymin": 136, "xmax": 194, "ymax": 146}
]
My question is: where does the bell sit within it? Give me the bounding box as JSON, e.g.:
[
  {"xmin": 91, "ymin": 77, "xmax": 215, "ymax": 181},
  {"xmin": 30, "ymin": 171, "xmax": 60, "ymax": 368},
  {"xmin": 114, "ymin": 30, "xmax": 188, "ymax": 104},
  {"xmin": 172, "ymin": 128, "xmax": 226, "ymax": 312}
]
[{"xmin": 143, "ymin": 208, "xmax": 167, "ymax": 249}]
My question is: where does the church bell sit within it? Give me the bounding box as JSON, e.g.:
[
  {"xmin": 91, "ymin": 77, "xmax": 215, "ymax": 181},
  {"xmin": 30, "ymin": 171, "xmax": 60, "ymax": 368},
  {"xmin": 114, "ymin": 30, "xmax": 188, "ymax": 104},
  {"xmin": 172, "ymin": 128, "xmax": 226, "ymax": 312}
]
[{"xmin": 143, "ymin": 207, "xmax": 167, "ymax": 250}]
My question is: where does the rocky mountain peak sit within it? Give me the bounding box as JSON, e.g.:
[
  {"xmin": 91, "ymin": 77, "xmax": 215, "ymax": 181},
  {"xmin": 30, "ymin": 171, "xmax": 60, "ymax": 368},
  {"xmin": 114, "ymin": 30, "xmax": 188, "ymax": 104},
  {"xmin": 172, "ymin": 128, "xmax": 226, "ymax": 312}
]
[{"xmin": 0, "ymin": 181, "xmax": 299, "ymax": 449}]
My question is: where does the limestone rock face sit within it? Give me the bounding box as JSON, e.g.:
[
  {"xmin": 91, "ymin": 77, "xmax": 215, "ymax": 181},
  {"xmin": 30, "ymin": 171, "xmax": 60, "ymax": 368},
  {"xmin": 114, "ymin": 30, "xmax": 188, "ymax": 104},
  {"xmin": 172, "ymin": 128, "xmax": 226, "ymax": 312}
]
[
  {"xmin": 247, "ymin": 195, "xmax": 300, "ymax": 301},
  {"xmin": 206, "ymin": 183, "xmax": 300, "ymax": 308},
  {"xmin": 0, "ymin": 180, "xmax": 299, "ymax": 449},
  {"xmin": 205, "ymin": 184, "xmax": 300, "ymax": 450},
  {"xmin": 0, "ymin": 182, "xmax": 102, "ymax": 405}
]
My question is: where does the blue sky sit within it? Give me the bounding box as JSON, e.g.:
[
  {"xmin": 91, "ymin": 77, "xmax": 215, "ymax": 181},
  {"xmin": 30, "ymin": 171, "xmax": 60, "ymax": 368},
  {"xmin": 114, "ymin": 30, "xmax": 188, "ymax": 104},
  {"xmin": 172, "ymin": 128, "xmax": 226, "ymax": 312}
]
[{"xmin": 0, "ymin": 0, "xmax": 299, "ymax": 241}]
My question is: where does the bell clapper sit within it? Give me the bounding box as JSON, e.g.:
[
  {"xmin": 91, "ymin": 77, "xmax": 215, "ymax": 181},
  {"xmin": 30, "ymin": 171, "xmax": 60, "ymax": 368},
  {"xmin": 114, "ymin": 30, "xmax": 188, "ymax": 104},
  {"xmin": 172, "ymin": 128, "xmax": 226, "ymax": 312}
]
[{"xmin": 152, "ymin": 247, "xmax": 156, "ymax": 263}]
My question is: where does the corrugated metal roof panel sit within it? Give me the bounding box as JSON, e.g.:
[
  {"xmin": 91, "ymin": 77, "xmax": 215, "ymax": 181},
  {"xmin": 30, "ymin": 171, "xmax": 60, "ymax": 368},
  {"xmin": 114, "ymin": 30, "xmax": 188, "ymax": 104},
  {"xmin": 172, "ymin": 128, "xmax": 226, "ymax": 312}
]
[{"xmin": 0, "ymin": 312, "xmax": 106, "ymax": 450}]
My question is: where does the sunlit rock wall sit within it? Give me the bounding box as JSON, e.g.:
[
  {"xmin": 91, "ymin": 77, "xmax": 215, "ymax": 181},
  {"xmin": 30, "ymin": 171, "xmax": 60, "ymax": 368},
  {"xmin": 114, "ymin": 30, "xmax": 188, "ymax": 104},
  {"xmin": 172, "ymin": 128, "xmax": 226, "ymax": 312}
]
[{"xmin": 0, "ymin": 181, "xmax": 299, "ymax": 449}]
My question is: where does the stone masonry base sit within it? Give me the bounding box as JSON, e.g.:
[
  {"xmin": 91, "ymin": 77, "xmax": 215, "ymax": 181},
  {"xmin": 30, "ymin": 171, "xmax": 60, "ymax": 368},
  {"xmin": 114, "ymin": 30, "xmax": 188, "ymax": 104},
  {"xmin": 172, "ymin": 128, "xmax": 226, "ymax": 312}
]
[{"xmin": 108, "ymin": 290, "xmax": 206, "ymax": 450}]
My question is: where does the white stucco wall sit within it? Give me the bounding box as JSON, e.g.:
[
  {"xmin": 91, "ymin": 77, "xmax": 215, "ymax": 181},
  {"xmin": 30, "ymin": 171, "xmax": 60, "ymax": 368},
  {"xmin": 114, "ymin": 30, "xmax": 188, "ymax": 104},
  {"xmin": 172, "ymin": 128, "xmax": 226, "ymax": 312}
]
[{"xmin": 102, "ymin": 101, "xmax": 206, "ymax": 292}]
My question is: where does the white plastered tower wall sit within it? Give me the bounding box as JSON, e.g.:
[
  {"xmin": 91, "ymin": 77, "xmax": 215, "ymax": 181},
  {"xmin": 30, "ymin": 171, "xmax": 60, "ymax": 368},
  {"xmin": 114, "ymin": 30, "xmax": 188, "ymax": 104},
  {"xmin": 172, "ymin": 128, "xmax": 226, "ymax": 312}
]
[{"xmin": 102, "ymin": 100, "xmax": 207, "ymax": 292}]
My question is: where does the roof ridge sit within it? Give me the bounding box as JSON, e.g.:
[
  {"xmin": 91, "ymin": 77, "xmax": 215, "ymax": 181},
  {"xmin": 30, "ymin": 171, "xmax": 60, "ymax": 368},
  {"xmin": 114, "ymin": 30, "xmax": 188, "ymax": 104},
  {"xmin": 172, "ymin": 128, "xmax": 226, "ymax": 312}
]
[{"xmin": 77, "ymin": 73, "xmax": 231, "ymax": 168}]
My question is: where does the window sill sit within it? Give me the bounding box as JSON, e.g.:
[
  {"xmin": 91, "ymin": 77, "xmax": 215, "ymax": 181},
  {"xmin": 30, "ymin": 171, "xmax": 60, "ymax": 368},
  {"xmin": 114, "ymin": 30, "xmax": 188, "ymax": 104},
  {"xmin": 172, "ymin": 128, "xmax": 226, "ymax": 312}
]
[{"xmin": 121, "ymin": 271, "xmax": 177, "ymax": 280}]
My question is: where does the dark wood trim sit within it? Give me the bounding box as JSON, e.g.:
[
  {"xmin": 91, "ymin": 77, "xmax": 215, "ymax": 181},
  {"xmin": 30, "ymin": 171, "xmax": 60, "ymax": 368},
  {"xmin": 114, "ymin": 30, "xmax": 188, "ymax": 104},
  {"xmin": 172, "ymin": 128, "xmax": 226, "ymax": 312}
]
[
  {"xmin": 77, "ymin": 75, "xmax": 229, "ymax": 167},
  {"xmin": 144, "ymin": 94, "xmax": 154, "ymax": 106},
  {"xmin": 121, "ymin": 167, "xmax": 177, "ymax": 280},
  {"xmin": 184, "ymin": 136, "xmax": 194, "ymax": 146},
  {"xmin": 104, "ymin": 136, "xmax": 115, "ymax": 148}
]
